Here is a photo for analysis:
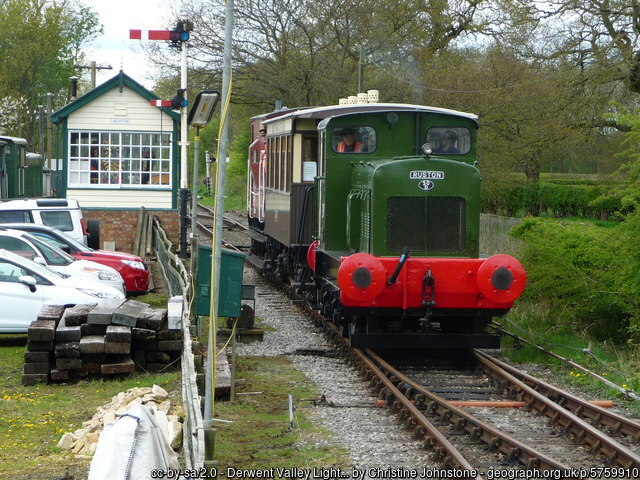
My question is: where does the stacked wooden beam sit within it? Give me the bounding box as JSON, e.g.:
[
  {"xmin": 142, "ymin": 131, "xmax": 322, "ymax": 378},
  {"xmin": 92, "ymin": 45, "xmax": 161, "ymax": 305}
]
[{"xmin": 22, "ymin": 300, "xmax": 182, "ymax": 385}]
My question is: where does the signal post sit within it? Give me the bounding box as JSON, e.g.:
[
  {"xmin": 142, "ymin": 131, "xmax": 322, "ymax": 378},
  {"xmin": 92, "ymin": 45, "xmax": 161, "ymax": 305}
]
[{"xmin": 130, "ymin": 18, "xmax": 192, "ymax": 258}]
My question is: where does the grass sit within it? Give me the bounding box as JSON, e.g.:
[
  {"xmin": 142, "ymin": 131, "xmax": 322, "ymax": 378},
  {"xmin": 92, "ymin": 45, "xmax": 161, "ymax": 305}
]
[
  {"xmin": 498, "ymin": 302, "xmax": 640, "ymax": 409},
  {"xmin": 212, "ymin": 356, "xmax": 349, "ymax": 470},
  {"xmin": 0, "ymin": 334, "xmax": 179, "ymax": 480}
]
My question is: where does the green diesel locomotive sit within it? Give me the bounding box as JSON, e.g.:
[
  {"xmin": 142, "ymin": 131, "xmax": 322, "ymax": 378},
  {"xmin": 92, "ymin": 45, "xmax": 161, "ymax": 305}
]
[{"xmin": 247, "ymin": 100, "xmax": 525, "ymax": 349}]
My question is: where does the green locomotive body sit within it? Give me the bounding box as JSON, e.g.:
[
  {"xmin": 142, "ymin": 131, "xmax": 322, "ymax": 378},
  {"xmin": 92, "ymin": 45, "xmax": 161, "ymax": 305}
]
[{"xmin": 247, "ymin": 102, "xmax": 525, "ymax": 348}]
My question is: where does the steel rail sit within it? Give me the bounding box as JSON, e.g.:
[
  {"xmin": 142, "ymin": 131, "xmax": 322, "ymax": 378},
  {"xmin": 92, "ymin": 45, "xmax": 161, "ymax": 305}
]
[
  {"xmin": 475, "ymin": 350, "xmax": 640, "ymax": 442},
  {"xmin": 347, "ymin": 346, "xmax": 478, "ymax": 474},
  {"xmin": 474, "ymin": 350, "xmax": 640, "ymax": 468},
  {"xmin": 303, "ymin": 316, "xmax": 481, "ymax": 475},
  {"xmin": 308, "ymin": 319, "xmax": 477, "ymax": 473},
  {"xmin": 364, "ymin": 349, "xmax": 574, "ymax": 475}
]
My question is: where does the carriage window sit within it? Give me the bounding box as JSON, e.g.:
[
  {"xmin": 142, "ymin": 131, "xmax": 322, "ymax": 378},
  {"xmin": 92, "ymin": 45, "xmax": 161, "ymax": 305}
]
[
  {"xmin": 302, "ymin": 135, "xmax": 317, "ymax": 182},
  {"xmin": 426, "ymin": 127, "xmax": 471, "ymax": 155},
  {"xmin": 332, "ymin": 126, "xmax": 376, "ymax": 154}
]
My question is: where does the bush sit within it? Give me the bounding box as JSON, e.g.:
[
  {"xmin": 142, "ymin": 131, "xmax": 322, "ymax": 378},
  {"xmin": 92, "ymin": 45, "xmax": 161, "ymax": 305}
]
[
  {"xmin": 482, "ymin": 182, "xmax": 620, "ymax": 219},
  {"xmin": 511, "ymin": 217, "xmax": 635, "ymax": 343}
]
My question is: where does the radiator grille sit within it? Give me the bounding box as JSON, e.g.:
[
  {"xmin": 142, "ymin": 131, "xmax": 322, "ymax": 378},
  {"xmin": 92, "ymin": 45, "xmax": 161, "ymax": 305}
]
[
  {"xmin": 386, "ymin": 196, "xmax": 466, "ymax": 253},
  {"xmin": 387, "ymin": 197, "xmax": 426, "ymax": 252},
  {"xmin": 426, "ymin": 197, "xmax": 466, "ymax": 253}
]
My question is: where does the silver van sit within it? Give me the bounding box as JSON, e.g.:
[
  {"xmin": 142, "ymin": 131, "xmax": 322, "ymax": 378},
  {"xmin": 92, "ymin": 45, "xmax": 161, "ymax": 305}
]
[{"xmin": 0, "ymin": 198, "xmax": 100, "ymax": 248}]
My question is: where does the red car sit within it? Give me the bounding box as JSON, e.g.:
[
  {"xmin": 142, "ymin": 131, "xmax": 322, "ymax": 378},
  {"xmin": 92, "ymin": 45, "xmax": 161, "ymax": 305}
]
[{"xmin": 2, "ymin": 223, "xmax": 150, "ymax": 295}]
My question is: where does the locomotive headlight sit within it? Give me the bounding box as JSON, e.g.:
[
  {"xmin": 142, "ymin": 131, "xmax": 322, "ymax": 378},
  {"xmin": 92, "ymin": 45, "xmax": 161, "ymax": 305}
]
[
  {"xmin": 422, "ymin": 143, "xmax": 433, "ymax": 156},
  {"xmin": 352, "ymin": 267, "xmax": 372, "ymax": 288}
]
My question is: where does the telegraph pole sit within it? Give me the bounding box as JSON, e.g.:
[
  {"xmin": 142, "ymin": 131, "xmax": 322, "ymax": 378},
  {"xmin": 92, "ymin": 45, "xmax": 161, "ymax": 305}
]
[{"xmin": 73, "ymin": 62, "xmax": 113, "ymax": 89}]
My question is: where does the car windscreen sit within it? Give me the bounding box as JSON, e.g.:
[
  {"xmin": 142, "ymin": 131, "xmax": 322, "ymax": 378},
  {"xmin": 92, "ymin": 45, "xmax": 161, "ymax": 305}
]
[
  {"xmin": 27, "ymin": 234, "xmax": 74, "ymax": 266},
  {"xmin": 40, "ymin": 210, "xmax": 73, "ymax": 232},
  {"xmin": 0, "ymin": 250, "xmax": 64, "ymax": 281}
]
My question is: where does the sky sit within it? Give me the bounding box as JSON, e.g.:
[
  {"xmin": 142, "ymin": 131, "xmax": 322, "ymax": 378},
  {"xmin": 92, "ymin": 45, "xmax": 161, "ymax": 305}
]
[{"xmin": 81, "ymin": 0, "xmax": 179, "ymax": 90}]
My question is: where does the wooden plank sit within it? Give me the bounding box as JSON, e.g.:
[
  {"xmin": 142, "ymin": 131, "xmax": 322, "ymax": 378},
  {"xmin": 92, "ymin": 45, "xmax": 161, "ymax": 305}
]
[
  {"xmin": 106, "ymin": 325, "xmax": 132, "ymax": 343},
  {"xmin": 56, "ymin": 316, "xmax": 82, "ymax": 343},
  {"xmin": 136, "ymin": 308, "xmax": 167, "ymax": 331},
  {"xmin": 28, "ymin": 320, "xmax": 56, "ymax": 342},
  {"xmin": 79, "ymin": 335, "xmax": 106, "ymax": 354},
  {"xmin": 215, "ymin": 346, "xmax": 231, "ymax": 400},
  {"xmin": 101, "ymin": 356, "xmax": 135, "ymax": 375},
  {"xmin": 37, "ymin": 305, "xmax": 66, "ymax": 323}
]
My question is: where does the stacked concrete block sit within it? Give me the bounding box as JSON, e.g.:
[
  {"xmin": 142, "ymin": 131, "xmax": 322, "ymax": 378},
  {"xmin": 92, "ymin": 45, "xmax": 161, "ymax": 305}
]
[
  {"xmin": 22, "ymin": 300, "xmax": 182, "ymax": 385},
  {"xmin": 22, "ymin": 305, "xmax": 66, "ymax": 385}
]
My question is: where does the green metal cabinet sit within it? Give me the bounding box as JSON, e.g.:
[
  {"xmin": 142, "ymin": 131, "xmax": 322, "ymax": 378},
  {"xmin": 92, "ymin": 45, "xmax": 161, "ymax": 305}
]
[{"xmin": 196, "ymin": 245, "xmax": 246, "ymax": 317}]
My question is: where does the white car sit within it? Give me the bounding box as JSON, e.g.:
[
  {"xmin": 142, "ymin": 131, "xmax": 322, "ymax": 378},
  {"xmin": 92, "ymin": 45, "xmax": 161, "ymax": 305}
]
[
  {"xmin": 0, "ymin": 228, "xmax": 125, "ymax": 294},
  {"xmin": 0, "ymin": 198, "xmax": 93, "ymax": 246},
  {"xmin": 0, "ymin": 249, "xmax": 124, "ymax": 333}
]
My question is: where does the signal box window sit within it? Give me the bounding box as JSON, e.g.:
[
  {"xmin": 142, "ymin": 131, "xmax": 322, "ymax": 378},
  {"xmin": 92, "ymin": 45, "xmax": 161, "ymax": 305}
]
[
  {"xmin": 332, "ymin": 126, "xmax": 376, "ymax": 154},
  {"xmin": 68, "ymin": 130, "xmax": 172, "ymax": 188},
  {"xmin": 426, "ymin": 127, "xmax": 471, "ymax": 155}
]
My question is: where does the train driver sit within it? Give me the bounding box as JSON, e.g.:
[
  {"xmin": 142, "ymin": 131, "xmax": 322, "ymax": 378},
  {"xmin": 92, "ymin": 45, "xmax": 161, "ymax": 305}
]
[
  {"xmin": 335, "ymin": 128, "xmax": 364, "ymax": 153},
  {"xmin": 435, "ymin": 129, "xmax": 460, "ymax": 154}
]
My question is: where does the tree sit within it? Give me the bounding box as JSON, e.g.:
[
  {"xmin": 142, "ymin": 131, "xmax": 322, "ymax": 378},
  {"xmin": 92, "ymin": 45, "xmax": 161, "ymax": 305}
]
[
  {"xmin": 0, "ymin": 0, "xmax": 101, "ymax": 144},
  {"xmin": 503, "ymin": 0, "xmax": 640, "ymax": 119}
]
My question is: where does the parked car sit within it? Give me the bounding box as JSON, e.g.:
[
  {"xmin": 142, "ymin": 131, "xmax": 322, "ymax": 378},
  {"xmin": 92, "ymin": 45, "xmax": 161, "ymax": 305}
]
[
  {"xmin": 0, "ymin": 228, "xmax": 125, "ymax": 295},
  {"xmin": 0, "ymin": 198, "xmax": 100, "ymax": 248},
  {"xmin": 0, "ymin": 223, "xmax": 150, "ymax": 295},
  {"xmin": 0, "ymin": 249, "xmax": 124, "ymax": 333}
]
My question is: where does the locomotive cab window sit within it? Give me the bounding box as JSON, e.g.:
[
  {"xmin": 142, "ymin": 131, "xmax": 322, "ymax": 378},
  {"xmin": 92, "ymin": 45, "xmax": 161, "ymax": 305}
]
[
  {"xmin": 332, "ymin": 126, "xmax": 376, "ymax": 154},
  {"xmin": 426, "ymin": 127, "xmax": 471, "ymax": 155}
]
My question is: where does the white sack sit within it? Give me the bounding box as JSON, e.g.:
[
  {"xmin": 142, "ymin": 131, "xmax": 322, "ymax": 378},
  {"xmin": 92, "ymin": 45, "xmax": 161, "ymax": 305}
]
[{"xmin": 88, "ymin": 404, "xmax": 180, "ymax": 480}]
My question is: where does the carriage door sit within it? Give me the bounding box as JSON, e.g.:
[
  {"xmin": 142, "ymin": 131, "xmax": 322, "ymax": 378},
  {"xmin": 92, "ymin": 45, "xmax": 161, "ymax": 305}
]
[{"xmin": 315, "ymin": 130, "xmax": 326, "ymax": 243}]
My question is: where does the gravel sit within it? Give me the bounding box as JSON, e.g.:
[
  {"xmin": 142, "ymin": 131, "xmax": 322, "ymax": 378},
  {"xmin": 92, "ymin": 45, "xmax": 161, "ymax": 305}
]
[{"xmin": 236, "ymin": 269, "xmax": 436, "ymax": 474}]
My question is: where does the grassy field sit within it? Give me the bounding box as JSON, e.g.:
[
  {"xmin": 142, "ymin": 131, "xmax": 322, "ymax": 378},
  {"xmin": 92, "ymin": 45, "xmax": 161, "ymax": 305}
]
[
  {"xmin": 0, "ymin": 334, "xmax": 179, "ymax": 480},
  {"xmin": 0, "ymin": 335, "xmax": 348, "ymax": 478},
  {"xmin": 497, "ymin": 302, "xmax": 640, "ymax": 407}
]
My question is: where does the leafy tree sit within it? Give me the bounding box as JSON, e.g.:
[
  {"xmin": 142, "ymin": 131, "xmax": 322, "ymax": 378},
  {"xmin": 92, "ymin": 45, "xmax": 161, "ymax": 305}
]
[{"xmin": 0, "ymin": 0, "xmax": 101, "ymax": 144}]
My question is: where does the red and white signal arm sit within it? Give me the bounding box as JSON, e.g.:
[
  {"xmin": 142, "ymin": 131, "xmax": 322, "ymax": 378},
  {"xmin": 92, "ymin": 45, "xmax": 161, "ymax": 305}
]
[{"xmin": 129, "ymin": 29, "xmax": 173, "ymax": 41}]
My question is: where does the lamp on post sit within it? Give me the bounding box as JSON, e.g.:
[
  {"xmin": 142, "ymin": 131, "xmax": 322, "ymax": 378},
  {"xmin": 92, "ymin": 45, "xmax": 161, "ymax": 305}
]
[{"xmin": 188, "ymin": 90, "xmax": 220, "ymax": 237}]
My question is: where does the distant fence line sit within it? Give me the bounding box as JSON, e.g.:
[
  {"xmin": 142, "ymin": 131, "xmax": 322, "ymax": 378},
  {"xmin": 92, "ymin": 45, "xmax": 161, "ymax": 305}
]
[{"xmin": 480, "ymin": 213, "xmax": 523, "ymax": 257}]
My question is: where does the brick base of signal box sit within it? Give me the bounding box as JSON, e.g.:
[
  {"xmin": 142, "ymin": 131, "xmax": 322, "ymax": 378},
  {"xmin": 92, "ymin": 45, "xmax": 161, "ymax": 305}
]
[{"xmin": 82, "ymin": 209, "xmax": 179, "ymax": 253}]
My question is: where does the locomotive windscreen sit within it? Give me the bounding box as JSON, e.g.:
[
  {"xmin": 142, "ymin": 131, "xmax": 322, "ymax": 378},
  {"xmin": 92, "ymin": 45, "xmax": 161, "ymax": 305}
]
[{"xmin": 386, "ymin": 196, "xmax": 466, "ymax": 254}]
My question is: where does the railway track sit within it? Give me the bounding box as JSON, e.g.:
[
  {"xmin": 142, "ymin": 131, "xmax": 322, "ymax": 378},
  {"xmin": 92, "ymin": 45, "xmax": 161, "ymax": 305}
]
[
  {"xmin": 195, "ymin": 203, "xmax": 250, "ymax": 252},
  {"xmin": 359, "ymin": 348, "xmax": 640, "ymax": 477},
  {"xmin": 201, "ymin": 206, "xmax": 640, "ymax": 478}
]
